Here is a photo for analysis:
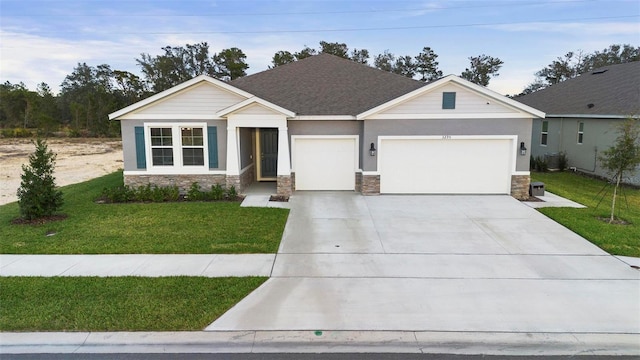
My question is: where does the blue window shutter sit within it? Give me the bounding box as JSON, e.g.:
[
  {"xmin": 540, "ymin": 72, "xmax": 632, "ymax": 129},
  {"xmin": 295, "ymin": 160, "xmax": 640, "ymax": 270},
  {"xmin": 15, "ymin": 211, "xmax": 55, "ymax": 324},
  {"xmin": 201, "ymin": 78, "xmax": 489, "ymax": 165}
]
[
  {"xmin": 134, "ymin": 126, "xmax": 146, "ymax": 169},
  {"xmin": 207, "ymin": 126, "xmax": 218, "ymax": 168},
  {"xmin": 442, "ymin": 92, "xmax": 456, "ymax": 109}
]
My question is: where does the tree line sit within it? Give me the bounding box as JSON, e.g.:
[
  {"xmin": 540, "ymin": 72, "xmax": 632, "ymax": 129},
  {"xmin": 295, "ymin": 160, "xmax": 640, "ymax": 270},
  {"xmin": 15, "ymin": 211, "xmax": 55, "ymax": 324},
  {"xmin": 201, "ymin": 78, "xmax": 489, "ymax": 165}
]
[{"xmin": 1, "ymin": 41, "xmax": 637, "ymax": 137}]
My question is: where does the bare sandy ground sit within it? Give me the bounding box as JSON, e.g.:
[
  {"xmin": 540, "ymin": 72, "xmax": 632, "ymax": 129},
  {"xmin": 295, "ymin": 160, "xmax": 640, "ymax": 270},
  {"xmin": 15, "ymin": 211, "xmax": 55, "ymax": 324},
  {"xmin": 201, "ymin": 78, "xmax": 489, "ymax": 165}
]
[{"xmin": 0, "ymin": 138, "xmax": 123, "ymax": 205}]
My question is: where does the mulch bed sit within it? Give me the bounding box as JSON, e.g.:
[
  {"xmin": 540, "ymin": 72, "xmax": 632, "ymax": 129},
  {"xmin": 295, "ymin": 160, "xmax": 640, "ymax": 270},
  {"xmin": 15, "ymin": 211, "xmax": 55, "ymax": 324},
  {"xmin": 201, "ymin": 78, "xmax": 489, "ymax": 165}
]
[
  {"xmin": 11, "ymin": 214, "xmax": 68, "ymax": 225},
  {"xmin": 596, "ymin": 216, "xmax": 631, "ymax": 226}
]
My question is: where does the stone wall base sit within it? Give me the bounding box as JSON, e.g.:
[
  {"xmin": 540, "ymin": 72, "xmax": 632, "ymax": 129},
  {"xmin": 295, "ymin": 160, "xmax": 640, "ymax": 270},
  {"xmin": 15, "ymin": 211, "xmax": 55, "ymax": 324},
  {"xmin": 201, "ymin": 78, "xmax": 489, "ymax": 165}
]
[
  {"xmin": 511, "ymin": 174, "xmax": 531, "ymax": 200},
  {"xmin": 355, "ymin": 172, "xmax": 363, "ymax": 192},
  {"xmin": 124, "ymin": 174, "xmax": 226, "ymax": 193},
  {"xmin": 277, "ymin": 175, "xmax": 292, "ymax": 196},
  {"xmin": 361, "ymin": 174, "xmax": 381, "ymax": 195}
]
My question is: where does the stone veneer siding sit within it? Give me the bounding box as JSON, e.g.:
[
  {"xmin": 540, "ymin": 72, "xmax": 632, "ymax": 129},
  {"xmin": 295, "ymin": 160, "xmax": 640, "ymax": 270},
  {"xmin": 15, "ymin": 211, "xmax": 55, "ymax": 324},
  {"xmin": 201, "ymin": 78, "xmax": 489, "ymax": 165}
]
[
  {"xmin": 238, "ymin": 166, "xmax": 255, "ymax": 193},
  {"xmin": 361, "ymin": 174, "xmax": 381, "ymax": 195},
  {"xmin": 510, "ymin": 174, "xmax": 530, "ymax": 200},
  {"xmin": 355, "ymin": 172, "xmax": 363, "ymax": 192},
  {"xmin": 124, "ymin": 174, "xmax": 226, "ymax": 193},
  {"xmin": 277, "ymin": 175, "xmax": 292, "ymax": 196}
]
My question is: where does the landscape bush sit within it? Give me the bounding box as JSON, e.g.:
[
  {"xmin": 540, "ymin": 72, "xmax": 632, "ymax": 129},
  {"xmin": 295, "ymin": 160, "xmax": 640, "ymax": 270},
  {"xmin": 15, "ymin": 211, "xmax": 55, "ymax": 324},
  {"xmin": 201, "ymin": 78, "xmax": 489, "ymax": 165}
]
[
  {"xmin": 16, "ymin": 139, "xmax": 64, "ymax": 220},
  {"xmin": 99, "ymin": 182, "xmax": 238, "ymax": 203}
]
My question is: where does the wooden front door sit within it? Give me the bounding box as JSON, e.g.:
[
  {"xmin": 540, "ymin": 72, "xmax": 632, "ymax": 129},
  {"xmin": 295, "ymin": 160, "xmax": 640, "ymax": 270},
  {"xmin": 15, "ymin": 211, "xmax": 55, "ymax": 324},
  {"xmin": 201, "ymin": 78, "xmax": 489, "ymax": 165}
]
[{"xmin": 259, "ymin": 128, "xmax": 278, "ymax": 180}]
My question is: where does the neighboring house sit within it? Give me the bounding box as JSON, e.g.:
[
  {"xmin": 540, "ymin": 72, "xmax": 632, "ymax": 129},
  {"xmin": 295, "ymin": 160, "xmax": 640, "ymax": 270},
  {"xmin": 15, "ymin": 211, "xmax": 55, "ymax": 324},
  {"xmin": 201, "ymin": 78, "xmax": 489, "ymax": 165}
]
[
  {"xmin": 518, "ymin": 61, "xmax": 640, "ymax": 185},
  {"xmin": 109, "ymin": 54, "xmax": 544, "ymax": 198}
]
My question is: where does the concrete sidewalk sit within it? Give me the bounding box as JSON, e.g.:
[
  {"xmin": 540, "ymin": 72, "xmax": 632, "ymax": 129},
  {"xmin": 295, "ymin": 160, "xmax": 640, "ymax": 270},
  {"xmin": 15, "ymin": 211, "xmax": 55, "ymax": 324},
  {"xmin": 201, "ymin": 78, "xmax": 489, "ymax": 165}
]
[
  {"xmin": 2, "ymin": 330, "xmax": 639, "ymax": 355},
  {"xmin": 0, "ymin": 254, "xmax": 275, "ymax": 277},
  {"xmin": 523, "ymin": 191, "xmax": 587, "ymax": 208}
]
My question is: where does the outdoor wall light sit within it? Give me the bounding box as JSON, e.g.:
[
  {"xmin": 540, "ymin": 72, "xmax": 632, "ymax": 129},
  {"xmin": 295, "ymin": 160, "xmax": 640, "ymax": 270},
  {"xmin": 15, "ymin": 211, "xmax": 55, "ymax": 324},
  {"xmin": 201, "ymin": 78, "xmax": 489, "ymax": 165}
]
[
  {"xmin": 369, "ymin": 142, "xmax": 377, "ymax": 156},
  {"xmin": 520, "ymin": 142, "xmax": 527, "ymax": 156}
]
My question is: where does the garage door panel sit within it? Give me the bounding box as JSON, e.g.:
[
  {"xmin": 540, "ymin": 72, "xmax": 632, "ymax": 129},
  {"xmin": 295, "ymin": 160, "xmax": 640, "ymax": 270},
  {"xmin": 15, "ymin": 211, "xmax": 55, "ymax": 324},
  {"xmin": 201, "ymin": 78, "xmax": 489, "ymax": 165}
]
[
  {"xmin": 294, "ymin": 138, "xmax": 356, "ymax": 191},
  {"xmin": 380, "ymin": 138, "xmax": 512, "ymax": 194}
]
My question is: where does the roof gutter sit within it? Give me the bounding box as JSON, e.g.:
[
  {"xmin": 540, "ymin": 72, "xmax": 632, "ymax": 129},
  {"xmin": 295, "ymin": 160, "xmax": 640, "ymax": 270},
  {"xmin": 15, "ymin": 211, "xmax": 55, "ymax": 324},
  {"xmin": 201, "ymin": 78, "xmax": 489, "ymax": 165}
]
[{"xmin": 545, "ymin": 114, "xmax": 637, "ymax": 119}]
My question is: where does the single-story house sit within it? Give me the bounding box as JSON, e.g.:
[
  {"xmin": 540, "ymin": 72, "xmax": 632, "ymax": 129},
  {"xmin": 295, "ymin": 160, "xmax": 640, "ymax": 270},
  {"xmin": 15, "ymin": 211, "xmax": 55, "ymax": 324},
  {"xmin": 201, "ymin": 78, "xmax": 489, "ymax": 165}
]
[
  {"xmin": 109, "ymin": 54, "xmax": 544, "ymax": 198},
  {"xmin": 518, "ymin": 61, "xmax": 640, "ymax": 185}
]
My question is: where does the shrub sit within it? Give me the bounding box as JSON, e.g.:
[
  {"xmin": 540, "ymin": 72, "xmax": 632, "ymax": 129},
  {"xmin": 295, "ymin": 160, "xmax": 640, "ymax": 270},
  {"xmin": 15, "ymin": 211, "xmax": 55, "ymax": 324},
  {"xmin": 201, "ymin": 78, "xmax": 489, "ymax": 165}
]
[
  {"xmin": 1, "ymin": 128, "xmax": 14, "ymax": 138},
  {"xmin": 557, "ymin": 152, "xmax": 568, "ymax": 171},
  {"xmin": 16, "ymin": 139, "xmax": 64, "ymax": 220},
  {"xmin": 226, "ymin": 185, "xmax": 238, "ymax": 200},
  {"xmin": 187, "ymin": 182, "xmax": 205, "ymax": 201},
  {"xmin": 13, "ymin": 128, "xmax": 34, "ymax": 138},
  {"xmin": 100, "ymin": 186, "xmax": 135, "ymax": 203},
  {"xmin": 534, "ymin": 156, "xmax": 548, "ymax": 172},
  {"xmin": 210, "ymin": 184, "xmax": 225, "ymax": 201}
]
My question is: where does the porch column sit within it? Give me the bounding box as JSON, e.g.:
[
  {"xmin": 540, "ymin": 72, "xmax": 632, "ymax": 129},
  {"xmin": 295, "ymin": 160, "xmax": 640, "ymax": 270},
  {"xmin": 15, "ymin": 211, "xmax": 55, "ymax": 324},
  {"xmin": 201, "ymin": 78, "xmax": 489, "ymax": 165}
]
[
  {"xmin": 277, "ymin": 126, "xmax": 291, "ymax": 176},
  {"xmin": 226, "ymin": 126, "xmax": 240, "ymax": 176}
]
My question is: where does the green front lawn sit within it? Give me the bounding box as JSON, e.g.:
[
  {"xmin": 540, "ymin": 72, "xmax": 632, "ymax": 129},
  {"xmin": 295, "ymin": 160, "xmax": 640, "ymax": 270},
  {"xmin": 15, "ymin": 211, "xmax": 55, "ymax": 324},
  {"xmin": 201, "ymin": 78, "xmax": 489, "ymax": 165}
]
[
  {"xmin": 531, "ymin": 172, "xmax": 640, "ymax": 257},
  {"xmin": 0, "ymin": 171, "xmax": 289, "ymax": 254},
  {"xmin": 0, "ymin": 276, "xmax": 266, "ymax": 331}
]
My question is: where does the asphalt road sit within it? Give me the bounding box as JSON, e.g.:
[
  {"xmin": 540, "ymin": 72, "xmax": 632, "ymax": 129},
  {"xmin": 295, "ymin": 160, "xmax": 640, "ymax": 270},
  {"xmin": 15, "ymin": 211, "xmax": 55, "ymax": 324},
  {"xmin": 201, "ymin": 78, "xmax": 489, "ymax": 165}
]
[{"xmin": 3, "ymin": 354, "xmax": 637, "ymax": 360}]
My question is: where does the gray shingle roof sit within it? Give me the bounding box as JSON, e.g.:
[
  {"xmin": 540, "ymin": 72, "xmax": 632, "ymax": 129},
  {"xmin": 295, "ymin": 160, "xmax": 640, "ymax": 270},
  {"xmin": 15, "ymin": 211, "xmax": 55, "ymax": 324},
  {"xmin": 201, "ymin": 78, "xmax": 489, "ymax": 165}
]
[
  {"xmin": 517, "ymin": 61, "xmax": 640, "ymax": 117},
  {"xmin": 230, "ymin": 53, "xmax": 427, "ymax": 115}
]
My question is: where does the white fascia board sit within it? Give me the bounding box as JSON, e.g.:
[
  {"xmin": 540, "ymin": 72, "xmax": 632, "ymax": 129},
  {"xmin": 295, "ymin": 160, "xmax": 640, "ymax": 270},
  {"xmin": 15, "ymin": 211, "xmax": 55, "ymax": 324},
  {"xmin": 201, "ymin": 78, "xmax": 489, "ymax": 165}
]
[
  {"xmin": 291, "ymin": 115, "xmax": 356, "ymax": 120},
  {"xmin": 118, "ymin": 114, "xmax": 226, "ymax": 120},
  {"xmin": 108, "ymin": 75, "xmax": 254, "ymax": 120},
  {"xmin": 365, "ymin": 113, "xmax": 536, "ymax": 120},
  {"xmin": 545, "ymin": 114, "xmax": 633, "ymax": 119},
  {"xmin": 216, "ymin": 96, "xmax": 296, "ymax": 118},
  {"xmin": 356, "ymin": 75, "xmax": 545, "ymax": 120}
]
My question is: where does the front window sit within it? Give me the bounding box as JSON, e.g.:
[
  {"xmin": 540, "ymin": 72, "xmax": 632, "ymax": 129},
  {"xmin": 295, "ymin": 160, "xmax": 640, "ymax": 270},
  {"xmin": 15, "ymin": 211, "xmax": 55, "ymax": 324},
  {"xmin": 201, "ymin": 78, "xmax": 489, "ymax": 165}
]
[
  {"xmin": 541, "ymin": 121, "xmax": 548, "ymax": 146},
  {"xmin": 150, "ymin": 127, "xmax": 173, "ymax": 166},
  {"xmin": 577, "ymin": 122, "xmax": 584, "ymax": 144},
  {"xmin": 181, "ymin": 127, "xmax": 204, "ymax": 166}
]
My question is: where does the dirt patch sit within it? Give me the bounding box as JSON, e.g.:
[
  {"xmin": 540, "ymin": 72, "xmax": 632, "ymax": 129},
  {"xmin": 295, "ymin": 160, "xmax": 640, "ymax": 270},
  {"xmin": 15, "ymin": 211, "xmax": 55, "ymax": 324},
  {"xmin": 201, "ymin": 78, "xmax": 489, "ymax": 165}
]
[
  {"xmin": 0, "ymin": 138, "xmax": 123, "ymax": 205},
  {"xmin": 596, "ymin": 216, "xmax": 631, "ymax": 225},
  {"xmin": 11, "ymin": 214, "xmax": 68, "ymax": 225}
]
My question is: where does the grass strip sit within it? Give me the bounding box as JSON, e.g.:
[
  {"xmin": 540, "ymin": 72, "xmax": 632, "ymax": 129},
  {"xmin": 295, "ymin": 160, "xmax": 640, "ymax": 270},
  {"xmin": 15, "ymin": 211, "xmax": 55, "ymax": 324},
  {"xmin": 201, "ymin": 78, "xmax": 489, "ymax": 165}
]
[
  {"xmin": 0, "ymin": 171, "xmax": 289, "ymax": 254},
  {"xmin": 0, "ymin": 276, "xmax": 266, "ymax": 331},
  {"xmin": 531, "ymin": 172, "xmax": 639, "ymax": 257}
]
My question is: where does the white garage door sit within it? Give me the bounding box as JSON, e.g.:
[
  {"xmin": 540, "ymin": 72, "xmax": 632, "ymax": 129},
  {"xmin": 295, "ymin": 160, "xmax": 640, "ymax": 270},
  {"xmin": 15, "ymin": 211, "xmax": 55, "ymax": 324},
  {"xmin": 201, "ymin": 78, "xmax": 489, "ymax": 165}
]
[
  {"xmin": 379, "ymin": 137, "xmax": 513, "ymax": 194},
  {"xmin": 293, "ymin": 137, "xmax": 357, "ymax": 190}
]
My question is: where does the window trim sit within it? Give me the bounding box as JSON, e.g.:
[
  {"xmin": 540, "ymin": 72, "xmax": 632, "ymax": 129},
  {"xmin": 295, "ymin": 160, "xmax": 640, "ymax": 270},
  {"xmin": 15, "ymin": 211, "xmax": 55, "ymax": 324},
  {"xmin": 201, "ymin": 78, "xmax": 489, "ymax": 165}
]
[
  {"xmin": 541, "ymin": 120, "xmax": 548, "ymax": 146},
  {"xmin": 577, "ymin": 122, "xmax": 584, "ymax": 144},
  {"xmin": 442, "ymin": 92, "xmax": 456, "ymax": 109},
  {"xmin": 180, "ymin": 127, "xmax": 205, "ymax": 166},
  {"xmin": 144, "ymin": 122, "xmax": 210, "ymax": 174}
]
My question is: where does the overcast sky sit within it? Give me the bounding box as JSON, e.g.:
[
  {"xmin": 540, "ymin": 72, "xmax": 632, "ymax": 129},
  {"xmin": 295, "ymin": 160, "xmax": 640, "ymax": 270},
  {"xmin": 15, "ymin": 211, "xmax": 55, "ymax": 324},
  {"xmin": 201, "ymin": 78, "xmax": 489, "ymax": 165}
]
[{"xmin": 1, "ymin": 0, "xmax": 639, "ymax": 95}]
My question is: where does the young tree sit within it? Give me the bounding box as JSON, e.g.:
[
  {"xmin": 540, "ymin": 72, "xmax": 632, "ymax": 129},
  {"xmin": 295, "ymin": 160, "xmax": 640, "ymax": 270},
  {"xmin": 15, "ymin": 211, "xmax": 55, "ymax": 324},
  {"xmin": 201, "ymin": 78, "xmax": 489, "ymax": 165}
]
[
  {"xmin": 415, "ymin": 47, "xmax": 443, "ymax": 82},
  {"xmin": 460, "ymin": 54, "xmax": 504, "ymax": 86},
  {"xmin": 17, "ymin": 139, "xmax": 64, "ymax": 220},
  {"xmin": 599, "ymin": 118, "xmax": 640, "ymax": 223}
]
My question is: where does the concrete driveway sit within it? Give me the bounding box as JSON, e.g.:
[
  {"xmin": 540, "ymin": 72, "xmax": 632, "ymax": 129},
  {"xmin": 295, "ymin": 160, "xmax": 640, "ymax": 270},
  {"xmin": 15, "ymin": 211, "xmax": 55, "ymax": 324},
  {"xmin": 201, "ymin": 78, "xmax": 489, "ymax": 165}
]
[{"xmin": 207, "ymin": 193, "xmax": 640, "ymax": 333}]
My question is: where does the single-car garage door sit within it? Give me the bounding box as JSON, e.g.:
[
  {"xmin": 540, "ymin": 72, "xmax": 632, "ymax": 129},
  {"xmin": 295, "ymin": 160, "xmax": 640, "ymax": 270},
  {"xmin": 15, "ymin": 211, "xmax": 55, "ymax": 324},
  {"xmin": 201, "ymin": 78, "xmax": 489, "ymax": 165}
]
[
  {"xmin": 293, "ymin": 136, "xmax": 358, "ymax": 190},
  {"xmin": 379, "ymin": 137, "xmax": 514, "ymax": 194}
]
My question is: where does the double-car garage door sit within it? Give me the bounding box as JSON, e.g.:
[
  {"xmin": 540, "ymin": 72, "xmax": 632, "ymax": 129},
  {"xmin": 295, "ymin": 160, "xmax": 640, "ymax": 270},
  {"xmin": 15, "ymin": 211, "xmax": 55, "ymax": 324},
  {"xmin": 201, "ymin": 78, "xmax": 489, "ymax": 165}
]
[
  {"xmin": 379, "ymin": 137, "xmax": 513, "ymax": 194},
  {"xmin": 292, "ymin": 136, "xmax": 514, "ymax": 194}
]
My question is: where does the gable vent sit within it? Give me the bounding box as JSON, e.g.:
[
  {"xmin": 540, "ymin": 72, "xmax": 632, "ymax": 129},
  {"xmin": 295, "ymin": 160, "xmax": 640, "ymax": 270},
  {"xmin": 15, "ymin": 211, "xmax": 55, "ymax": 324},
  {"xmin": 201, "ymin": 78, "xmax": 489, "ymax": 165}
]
[{"xmin": 592, "ymin": 69, "xmax": 608, "ymax": 75}]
